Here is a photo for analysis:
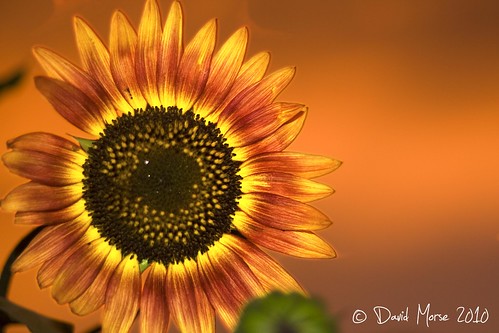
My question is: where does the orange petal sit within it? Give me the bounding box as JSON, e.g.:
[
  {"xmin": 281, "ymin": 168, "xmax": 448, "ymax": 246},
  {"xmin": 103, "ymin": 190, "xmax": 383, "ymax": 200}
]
[
  {"xmin": 220, "ymin": 233, "xmax": 304, "ymax": 294},
  {"xmin": 73, "ymin": 17, "xmax": 128, "ymax": 114},
  {"xmin": 1, "ymin": 182, "xmax": 82, "ymax": 213},
  {"xmin": 158, "ymin": 1, "xmax": 183, "ymax": 106},
  {"xmin": 34, "ymin": 76, "xmax": 106, "ymax": 136},
  {"xmin": 51, "ymin": 236, "xmax": 111, "ymax": 304},
  {"xmin": 6, "ymin": 132, "xmax": 87, "ymax": 164},
  {"xmin": 241, "ymin": 172, "xmax": 334, "ymax": 202},
  {"xmin": 140, "ymin": 263, "xmax": 170, "ymax": 333},
  {"xmin": 175, "ymin": 19, "xmax": 217, "ymax": 111},
  {"xmin": 2, "ymin": 150, "xmax": 83, "ymax": 186},
  {"xmin": 233, "ymin": 211, "xmax": 336, "ymax": 258},
  {"xmin": 167, "ymin": 259, "xmax": 215, "ymax": 333},
  {"xmin": 240, "ymin": 151, "xmax": 342, "ymax": 179},
  {"xmin": 37, "ymin": 225, "xmax": 100, "ymax": 289},
  {"xmin": 109, "ymin": 11, "xmax": 146, "ymax": 109},
  {"xmin": 225, "ymin": 102, "xmax": 305, "ymax": 147},
  {"xmin": 136, "ymin": 0, "xmax": 162, "ymax": 105},
  {"xmin": 14, "ymin": 200, "xmax": 85, "ymax": 225},
  {"xmin": 197, "ymin": 239, "xmax": 265, "ymax": 330},
  {"xmin": 69, "ymin": 246, "xmax": 122, "ymax": 315},
  {"xmin": 233, "ymin": 109, "xmax": 306, "ymax": 161},
  {"xmin": 102, "ymin": 255, "xmax": 141, "ymax": 332},
  {"xmin": 218, "ymin": 66, "xmax": 295, "ymax": 130},
  {"xmin": 33, "ymin": 47, "xmax": 118, "ymax": 120},
  {"xmin": 195, "ymin": 27, "xmax": 248, "ymax": 117},
  {"xmin": 208, "ymin": 52, "xmax": 271, "ymax": 121},
  {"xmin": 11, "ymin": 212, "xmax": 90, "ymax": 273},
  {"xmin": 238, "ymin": 192, "xmax": 331, "ymax": 231}
]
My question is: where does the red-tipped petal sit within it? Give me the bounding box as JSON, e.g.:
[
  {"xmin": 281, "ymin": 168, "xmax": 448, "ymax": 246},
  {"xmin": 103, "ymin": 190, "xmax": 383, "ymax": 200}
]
[
  {"xmin": 6, "ymin": 132, "xmax": 87, "ymax": 163},
  {"xmin": 209, "ymin": 52, "xmax": 271, "ymax": 121},
  {"xmin": 240, "ymin": 151, "xmax": 342, "ymax": 179},
  {"xmin": 220, "ymin": 234, "xmax": 304, "ymax": 293},
  {"xmin": 175, "ymin": 19, "xmax": 217, "ymax": 111},
  {"xmin": 1, "ymin": 182, "xmax": 82, "ymax": 213},
  {"xmin": 218, "ymin": 66, "xmax": 295, "ymax": 129},
  {"xmin": 238, "ymin": 192, "xmax": 331, "ymax": 231},
  {"xmin": 141, "ymin": 263, "xmax": 170, "ymax": 333},
  {"xmin": 14, "ymin": 201, "xmax": 85, "ymax": 225},
  {"xmin": 73, "ymin": 16, "xmax": 129, "ymax": 113},
  {"xmin": 36, "ymin": 225, "xmax": 99, "ymax": 289},
  {"xmin": 195, "ymin": 27, "xmax": 248, "ymax": 117},
  {"xmin": 233, "ymin": 109, "xmax": 306, "ymax": 161},
  {"xmin": 158, "ymin": 1, "xmax": 183, "ymax": 106},
  {"xmin": 102, "ymin": 255, "xmax": 141, "ymax": 332},
  {"xmin": 109, "ymin": 11, "xmax": 146, "ymax": 109},
  {"xmin": 136, "ymin": 0, "xmax": 162, "ymax": 105},
  {"xmin": 241, "ymin": 172, "xmax": 334, "ymax": 203},
  {"xmin": 2, "ymin": 150, "xmax": 83, "ymax": 186},
  {"xmin": 225, "ymin": 102, "xmax": 305, "ymax": 147},
  {"xmin": 234, "ymin": 211, "xmax": 336, "ymax": 258},
  {"xmin": 69, "ymin": 246, "xmax": 122, "ymax": 315},
  {"xmin": 51, "ymin": 236, "xmax": 111, "ymax": 304},
  {"xmin": 35, "ymin": 76, "xmax": 106, "ymax": 136},
  {"xmin": 197, "ymin": 240, "xmax": 265, "ymax": 330},
  {"xmin": 11, "ymin": 213, "xmax": 90, "ymax": 273},
  {"xmin": 167, "ymin": 260, "xmax": 215, "ymax": 333},
  {"xmin": 33, "ymin": 47, "xmax": 118, "ymax": 119}
]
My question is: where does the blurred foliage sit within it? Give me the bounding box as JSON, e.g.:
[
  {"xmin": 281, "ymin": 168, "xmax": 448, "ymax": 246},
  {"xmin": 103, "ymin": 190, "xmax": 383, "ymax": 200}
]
[
  {"xmin": 0, "ymin": 68, "xmax": 26, "ymax": 98},
  {"xmin": 235, "ymin": 291, "xmax": 338, "ymax": 333}
]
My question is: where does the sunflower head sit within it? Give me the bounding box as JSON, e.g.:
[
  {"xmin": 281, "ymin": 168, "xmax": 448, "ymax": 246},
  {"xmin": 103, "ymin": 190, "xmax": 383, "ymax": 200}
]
[{"xmin": 1, "ymin": 0, "xmax": 341, "ymax": 332}]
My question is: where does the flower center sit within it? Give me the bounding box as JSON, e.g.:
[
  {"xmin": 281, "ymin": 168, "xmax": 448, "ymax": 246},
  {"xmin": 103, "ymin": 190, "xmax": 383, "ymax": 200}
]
[{"xmin": 82, "ymin": 106, "xmax": 241, "ymax": 265}]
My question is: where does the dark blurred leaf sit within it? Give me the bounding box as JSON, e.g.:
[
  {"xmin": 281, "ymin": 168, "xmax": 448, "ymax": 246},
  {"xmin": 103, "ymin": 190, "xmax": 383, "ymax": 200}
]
[
  {"xmin": 0, "ymin": 296, "xmax": 73, "ymax": 333},
  {"xmin": 0, "ymin": 227, "xmax": 42, "ymax": 298},
  {"xmin": 0, "ymin": 68, "xmax": 26, "ymax": 97}
]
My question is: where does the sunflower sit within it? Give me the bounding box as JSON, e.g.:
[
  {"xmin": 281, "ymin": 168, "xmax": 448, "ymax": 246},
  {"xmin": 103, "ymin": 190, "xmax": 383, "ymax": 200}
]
[{"xmin": 1, "ymin": 0, "xmax": 340, "ymax": 332}]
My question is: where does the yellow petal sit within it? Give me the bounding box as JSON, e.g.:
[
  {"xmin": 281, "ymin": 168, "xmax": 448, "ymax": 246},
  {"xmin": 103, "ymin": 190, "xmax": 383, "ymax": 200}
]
[
  {"xmin": 225, "ymin": 102, "xmax": 305, "ymax": 147},
  {"xmin": 195, "ymin": 27, "xmax": 248, "ymax": 118},
  {"xmin": 220, "ymin": 234, "xmax": 304, "ymax": 293},
  {"xmin": 35, "ymin": 76, "xmax": 106, "ymax": 136},
  {"xmin": 37, "ymin": 225, "xmax": 100, "ymax": 289},
  {"xmin": 240, "ymin": 151, "xmax": 342, "ymax": 179},
  {"xmin": 69, "ymin": 246, "xmax": 122, "ymax": 315},
  {"xmin": 175, "ymin": 19, "xmax": 217, "ymax": 111},
  {"xmin": 51, "ymin": 237, "xmax": 111, "ymax": 304},
  {"xmin": 1, "ymin": 182, "xmax": 82, "ymax": 213},
  {"xmin": 136, "ymin": 0, "xmax": 162, "ymax": 105},
  {"xmin": 218, "ymin": 66, "xmax": 296, "ymax": 132},
  {"xmin": 197, "ymin": 239, "xmax": 265, "ymax": 330},
  {"xmin": 233, "ymin": 108, "xmax": 307, "ymax": 161},
  {"xmin": 233, "ymin": 211, "xmax": 336, "ymax": 259},
  {"xmin": 109, "ymin": 11, "xmax": 146, "ymax": 110},
  {"xmin": 141, "ymin": 263, "xmax": 170, "ymax": 333},
  {"xmin": 2, "ymin": 150, "xmax": 83, "ymax": 186},
  {"xmin": 241, "ymin": 172, "xmax": 334, "ymax": 202},
  {"xmin": 238, "ymin": 192, "xmax": 331, "ymax": 231},
  {"xmin": 11, "ymin": 213, "xmax": 90, "ymax": 272},
  {"xmin": 159, "ymin": 1, "xmax": 183, "ymax": 106},
  {"xmin": 102, "ymin": 255, "xmax": 141, "ymax": 332},
  {"xmin": 73, "ymin": 16, "xmax": 128, "ymax": 115},
  {"xmin": 14, "ymin": 200, "xmax": 85, "ymax": 226},
  {"xmin": 167, "ymin": 259, "xmax": 215, "ymax": 333}
]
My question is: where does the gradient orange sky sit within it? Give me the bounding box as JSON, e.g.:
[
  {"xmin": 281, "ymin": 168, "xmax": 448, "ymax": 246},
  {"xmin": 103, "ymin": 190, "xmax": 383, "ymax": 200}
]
[{"xmin": 1, "ymin": 1, "xmax": 499, "ymax": 332}]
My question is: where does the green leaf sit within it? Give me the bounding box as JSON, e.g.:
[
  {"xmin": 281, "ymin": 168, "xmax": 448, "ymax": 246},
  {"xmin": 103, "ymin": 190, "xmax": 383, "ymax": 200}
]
[
  {"xmin": 139, "ymin": 259, "xmax": 150, "ymax": 273},
  {"xmin": 73, "ymin": 136, "xmax": 95, "ymax": 152},
  {"xmin": 235, "ymin": 292, "xmax": 338, "ymax": 333}
]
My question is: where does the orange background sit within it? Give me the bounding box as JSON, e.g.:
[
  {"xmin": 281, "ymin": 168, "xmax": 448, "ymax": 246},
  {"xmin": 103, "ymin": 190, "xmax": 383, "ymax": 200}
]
[{"xmin": 1, "ymin": 1, "xmax": 499, "ymax": 332}]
